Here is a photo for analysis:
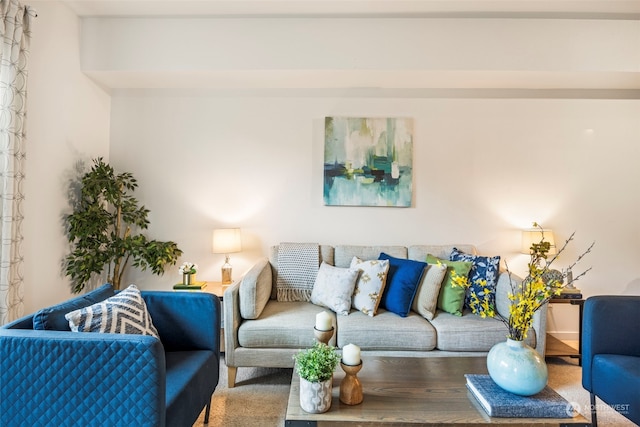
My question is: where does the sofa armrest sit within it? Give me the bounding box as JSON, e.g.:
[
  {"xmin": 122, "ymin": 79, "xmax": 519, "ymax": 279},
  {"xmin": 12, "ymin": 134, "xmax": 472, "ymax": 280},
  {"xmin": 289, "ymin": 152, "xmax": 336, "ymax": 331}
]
[
  {"xmin": 582, "ymin": 296, "xmax": 640, "ymax": 390},
  {"xmin": 0, "ymin": 330, "xmax": 166, "ymax": 426},
  {"xmin": 143, "ymin": 291, "xmax": 220, "ymax": 353},
  {"xmin": 238, "ymin": 257, "xmax": 272, "ymax": 319},
  {"xmin": 495, "ymin": 271, "xmax": 548, "ymax": 356}
]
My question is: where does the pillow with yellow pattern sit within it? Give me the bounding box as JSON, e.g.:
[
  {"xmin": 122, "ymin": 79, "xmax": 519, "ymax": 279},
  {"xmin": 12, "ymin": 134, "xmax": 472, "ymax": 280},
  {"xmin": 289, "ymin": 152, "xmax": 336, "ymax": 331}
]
[{"xmin": 349, "ymin": 257, "xmax": 390, "ymax": 317}]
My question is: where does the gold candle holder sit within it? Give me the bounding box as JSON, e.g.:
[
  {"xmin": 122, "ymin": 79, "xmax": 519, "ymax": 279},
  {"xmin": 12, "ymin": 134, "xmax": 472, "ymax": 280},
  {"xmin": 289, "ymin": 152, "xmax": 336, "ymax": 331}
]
[
  {"xmin": 339, "ymin": 360, "xmax": 363, "ymax": 405},
  {"xmin": 313, "ymin": 326, "xmax": 334, "ymax": 345}
]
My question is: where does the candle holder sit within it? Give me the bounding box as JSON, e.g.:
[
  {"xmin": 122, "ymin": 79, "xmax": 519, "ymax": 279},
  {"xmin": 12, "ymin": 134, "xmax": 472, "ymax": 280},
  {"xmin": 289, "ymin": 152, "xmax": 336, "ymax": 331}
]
[
  {"xmin": 339, "ymin": 360, "xmax": 363, "ymax": 405},
  {"xmin": 313, "ymin": 326, "xmax": 334, "ymax": 345}
]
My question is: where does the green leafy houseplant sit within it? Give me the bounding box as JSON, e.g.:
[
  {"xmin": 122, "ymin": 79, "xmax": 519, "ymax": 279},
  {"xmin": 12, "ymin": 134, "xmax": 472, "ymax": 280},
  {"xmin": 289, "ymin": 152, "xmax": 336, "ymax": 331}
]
[
  {"xmin": 293, "ymin": 342, "xmax": 340, "ymax": 383},
  {"xmin": 65, "ymin": 158, "xmax": 183, "ymax": 292}
]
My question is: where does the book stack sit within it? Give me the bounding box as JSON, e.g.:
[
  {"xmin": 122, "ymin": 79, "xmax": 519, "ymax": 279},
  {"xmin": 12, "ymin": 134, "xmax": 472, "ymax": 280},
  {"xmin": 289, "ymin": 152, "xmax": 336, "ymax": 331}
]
[
  {"xmin": 557, "ymin": 287, "xmax": 582, "ymax": 299},
  {"xmin": 465, "ymin": 374, "xmax": 574, "ymax": 418},
  {"xmin": 173, "ymin": 281, "xmax": 208, "ymax": 291}
]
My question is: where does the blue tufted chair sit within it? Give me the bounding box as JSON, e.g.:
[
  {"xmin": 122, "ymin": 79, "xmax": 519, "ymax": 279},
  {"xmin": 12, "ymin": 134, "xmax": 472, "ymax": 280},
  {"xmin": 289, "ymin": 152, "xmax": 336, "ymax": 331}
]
[
  {"xmin": 582, "ymin": 295, "xmax": 640, "ymax": 426},
  {"xmin": 0, "ymin": 290, "xmax": 220, "ymax": 427}
]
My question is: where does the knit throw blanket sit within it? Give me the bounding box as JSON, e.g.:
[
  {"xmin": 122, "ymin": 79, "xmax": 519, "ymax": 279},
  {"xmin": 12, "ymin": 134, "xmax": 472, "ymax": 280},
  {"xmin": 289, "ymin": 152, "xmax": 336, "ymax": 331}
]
[{"xmin": 276, "ymin": 242, "xmax": 320, "ymax": 302}]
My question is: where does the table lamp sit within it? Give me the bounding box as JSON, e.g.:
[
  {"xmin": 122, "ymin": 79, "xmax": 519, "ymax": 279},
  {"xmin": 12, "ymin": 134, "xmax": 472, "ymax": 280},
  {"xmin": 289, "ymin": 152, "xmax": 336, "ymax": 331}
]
[
  {"xmin": 521, "ymin": 228, "xmax": 556, "ymax": 255},
  {"xmin": 212, "ymin": 228, "xmax": 242, "ymax": 284}
]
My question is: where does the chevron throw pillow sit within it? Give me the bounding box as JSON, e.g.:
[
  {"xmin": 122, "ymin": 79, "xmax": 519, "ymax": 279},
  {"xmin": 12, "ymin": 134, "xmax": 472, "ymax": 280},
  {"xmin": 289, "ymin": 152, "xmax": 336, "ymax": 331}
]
[{"xmin": 65, "ymin": 284, "xmax": 159, "ymax": 339}]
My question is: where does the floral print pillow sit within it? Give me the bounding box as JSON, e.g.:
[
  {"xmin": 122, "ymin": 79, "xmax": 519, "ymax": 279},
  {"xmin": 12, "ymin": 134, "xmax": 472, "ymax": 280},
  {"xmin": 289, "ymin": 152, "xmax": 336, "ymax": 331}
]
[
  {"xmin": 449, "ymin": 247, "xmax": 501, "ymax": 316},
  {"xmin": 349, "ymin": 257, "xmax": 390, "ymax": 317}
]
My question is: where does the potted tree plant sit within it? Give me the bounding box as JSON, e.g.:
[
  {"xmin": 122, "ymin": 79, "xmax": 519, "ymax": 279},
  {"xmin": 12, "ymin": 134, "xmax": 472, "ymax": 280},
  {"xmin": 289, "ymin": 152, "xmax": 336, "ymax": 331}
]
[
  {"xmin": 65, "ymin": 158, "xmax": 183, "ymax": 292},
  {"xmin": 293, "ymin": 342, "xmax": 340, "ymax": 413}
]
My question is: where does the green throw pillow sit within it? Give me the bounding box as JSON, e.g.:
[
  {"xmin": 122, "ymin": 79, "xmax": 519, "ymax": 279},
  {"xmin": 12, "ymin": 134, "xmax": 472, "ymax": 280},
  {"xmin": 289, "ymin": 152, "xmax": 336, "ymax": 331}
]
[{"xmin": 427, "ymin": 254, "xmax": 473, "ymax": 317}]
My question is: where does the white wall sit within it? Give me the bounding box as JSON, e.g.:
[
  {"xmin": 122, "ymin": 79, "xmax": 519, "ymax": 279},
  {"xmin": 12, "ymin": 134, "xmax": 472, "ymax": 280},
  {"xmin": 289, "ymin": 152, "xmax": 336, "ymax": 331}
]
[
  {"xmin": 109, "ymin": 94, "xmax": 640, "ymax": 311},
  {"xmin": 100, "ymin": 16, "xmax": 639, "ymax": 341},
  {"xmin": 18, "ymin": 7, "xmax": 640, "ymax": 342},
  {"xmin": 21, "ymin": 1, "xmax": 111, "ymax": 314}
]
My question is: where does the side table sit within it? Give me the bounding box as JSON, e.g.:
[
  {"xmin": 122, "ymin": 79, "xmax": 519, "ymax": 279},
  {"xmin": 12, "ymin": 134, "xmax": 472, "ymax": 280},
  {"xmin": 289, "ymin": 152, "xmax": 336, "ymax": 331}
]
[
  {"xmin": 545, "ymin": 298, "xmax": 585, "ymax": 365},
  {"xmin": 203, "ymin": 281, "xmax": 233, "ymax": 353}
]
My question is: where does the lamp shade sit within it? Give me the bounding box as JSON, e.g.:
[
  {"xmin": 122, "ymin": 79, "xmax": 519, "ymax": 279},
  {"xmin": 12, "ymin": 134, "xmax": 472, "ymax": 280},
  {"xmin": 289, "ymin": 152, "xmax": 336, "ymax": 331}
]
[
  {"xmin": 212, "ymin": 228, "xmax": 242, "ymax": 254},
  {"xmin": 521, "ymin": 229, "xmax": 556, "ymax": 255}
]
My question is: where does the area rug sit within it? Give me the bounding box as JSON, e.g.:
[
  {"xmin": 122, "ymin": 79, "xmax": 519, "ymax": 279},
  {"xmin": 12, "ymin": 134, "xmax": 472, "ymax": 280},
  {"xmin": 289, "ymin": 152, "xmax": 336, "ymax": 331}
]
[{"xmin": 194, "ymin": 357, "xmax": 636, "ymax": 426}]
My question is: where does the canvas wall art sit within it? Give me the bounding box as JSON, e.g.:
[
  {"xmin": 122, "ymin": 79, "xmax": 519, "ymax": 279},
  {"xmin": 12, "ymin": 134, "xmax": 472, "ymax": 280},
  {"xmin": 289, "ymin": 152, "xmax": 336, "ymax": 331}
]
[{"xmin": 324, "ymin": 117, "xmax": 413, "ymax": 207}]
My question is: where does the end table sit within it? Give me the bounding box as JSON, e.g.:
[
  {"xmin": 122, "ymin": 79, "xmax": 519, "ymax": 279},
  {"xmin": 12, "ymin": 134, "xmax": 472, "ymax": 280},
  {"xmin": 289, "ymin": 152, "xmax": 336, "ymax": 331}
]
[{"xmin": 545, "ymin": 298, "xmax": 585, "ymax": 365}]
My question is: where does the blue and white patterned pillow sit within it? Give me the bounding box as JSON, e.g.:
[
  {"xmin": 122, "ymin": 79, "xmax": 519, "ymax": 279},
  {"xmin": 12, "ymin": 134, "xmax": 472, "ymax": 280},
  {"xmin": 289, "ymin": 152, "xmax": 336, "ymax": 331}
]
[
  {"xmin": 65, "ymin": 284, "xmax": 159, "ymax": 339},
  {"xmin": 449, "ymin": 248, "xmax": 501, "ymax": 315}
]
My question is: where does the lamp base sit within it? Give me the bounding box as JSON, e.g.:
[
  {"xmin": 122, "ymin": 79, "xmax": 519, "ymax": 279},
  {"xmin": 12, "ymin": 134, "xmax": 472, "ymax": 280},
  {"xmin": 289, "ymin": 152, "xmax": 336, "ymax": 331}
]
[{"xmin": 221, "ymin": 255, "xmax": 233, "ymax": 284}]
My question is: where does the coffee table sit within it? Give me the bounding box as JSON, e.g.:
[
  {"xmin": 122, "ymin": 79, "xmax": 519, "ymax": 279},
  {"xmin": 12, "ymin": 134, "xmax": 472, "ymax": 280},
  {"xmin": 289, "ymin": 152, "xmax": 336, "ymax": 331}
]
[{"xmin": 285, "ymin": 356, "xmax": 589, "ymax": 426}]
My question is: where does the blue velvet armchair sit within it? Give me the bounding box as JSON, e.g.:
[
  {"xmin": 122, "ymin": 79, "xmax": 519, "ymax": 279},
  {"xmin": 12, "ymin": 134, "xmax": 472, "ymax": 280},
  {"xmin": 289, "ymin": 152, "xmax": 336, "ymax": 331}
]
[
  {"xmin": 582, "ymin": 295, "xmax": 640, "ymax": 426},
  {"xmin": 0, "ymin": 290, "xmax": 220, "ymax": 427}
]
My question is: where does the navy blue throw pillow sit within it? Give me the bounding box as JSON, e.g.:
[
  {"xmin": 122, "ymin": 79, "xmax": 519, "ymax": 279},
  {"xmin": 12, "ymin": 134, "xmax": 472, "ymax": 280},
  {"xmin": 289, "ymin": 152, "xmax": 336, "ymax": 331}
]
[{"xmin": 378, "ymin": 253, "xmax": 427, "ymax": 317}]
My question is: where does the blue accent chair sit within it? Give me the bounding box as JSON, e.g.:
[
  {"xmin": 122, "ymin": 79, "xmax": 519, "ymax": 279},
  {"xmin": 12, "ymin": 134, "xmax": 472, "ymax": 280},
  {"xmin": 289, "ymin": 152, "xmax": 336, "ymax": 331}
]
[
  {"xmin": 582, "ymin": 295, "xmax": 640, "ymax": 426},
  {"xmin": 0, "ymin": 291, "xmax": 220, "ymax": 427}
]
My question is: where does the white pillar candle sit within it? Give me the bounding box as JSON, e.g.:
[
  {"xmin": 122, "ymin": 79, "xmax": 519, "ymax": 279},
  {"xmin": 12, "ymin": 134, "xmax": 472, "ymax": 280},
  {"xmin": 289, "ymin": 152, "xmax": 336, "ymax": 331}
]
[
  {"xmin": 315, "ymin": 311, "xmax": 332, "ymax": 331},
  {"xmin": 342, "ymin": 343, "xmax": 361, "ymax": 365}
]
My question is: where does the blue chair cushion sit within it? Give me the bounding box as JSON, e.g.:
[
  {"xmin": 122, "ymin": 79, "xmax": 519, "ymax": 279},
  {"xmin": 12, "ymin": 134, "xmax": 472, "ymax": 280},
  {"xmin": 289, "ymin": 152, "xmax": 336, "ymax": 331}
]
[
  {"xmin": 32, "ymin": 284, "xmax": 115, "ymax": 331},
  {"xmin": 592, "ymin": 354, "xmax": 640, "ymax": 424},
  {"xmin": 165, "ymin": 350, "xmax": 219, "ymax": 426}
]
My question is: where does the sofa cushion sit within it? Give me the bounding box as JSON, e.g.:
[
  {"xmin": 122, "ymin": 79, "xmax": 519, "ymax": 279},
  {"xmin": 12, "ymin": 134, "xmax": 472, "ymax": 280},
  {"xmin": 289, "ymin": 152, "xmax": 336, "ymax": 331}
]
[
  {"xmin": 238, "ymin": 301, "xmax": 336, "ymax": 348},
  {"xmin": 430, "ymin": 309, "xmax": 536, "ymax": 352},
  {"xmin": 33, "ymin": 283, "xmax": 115, "ymax": 331},
  {"xmin": 240, "ymin": 257, "xmax": 272, "ymax": 319},
  {"xmin": 165, "ymin": 350, "xmax": 219, "ymax": 427},
  {"xmin": 408, "ymin": 245, "xmax": 477, "ymax": 262},
  {"xmin": 378, "ymin": 253, "xmax": 427, "ymax": 317},
  {"xmin": 591, "ymin": 354, "xmax": 640, "ymax": 425},
  {"xmin": 334, "ymin": 245, "xmax": 407, "ymax": 268},
  {"xmin": 411, "ymin": 262, "xmax": 447, "ymax": 320},
  {"xmin": 310, "ymin": 262, "xmax": 359, "ymax": 316},
  {"xmin": 449, "ymin": 247, "xmax": 501, "ymax": 315},
  {"xmin": 65, "ymin": 285, "xmax": 159, "ymax": 339},
  {"xmin": 427, "ymin": 254, "xmax": 473, "ymax": 317},
  {"xmin": 349, "ymin": 257, "xmax": 390, "ymax": 317},
  {"xmin": 336, "ymin": 309, "xmax": 436, "ymax": 351}
]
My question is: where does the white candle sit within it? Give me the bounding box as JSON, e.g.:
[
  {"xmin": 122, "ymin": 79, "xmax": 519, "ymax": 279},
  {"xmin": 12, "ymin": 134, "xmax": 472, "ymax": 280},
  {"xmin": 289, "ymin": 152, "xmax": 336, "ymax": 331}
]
[
  {"xmin": 342, "ymin": 343, "xmax": 361, "ymax": 365},
  {"xmin": 315, "ymin": 311, "xmax": 332, "ymax": 331}
]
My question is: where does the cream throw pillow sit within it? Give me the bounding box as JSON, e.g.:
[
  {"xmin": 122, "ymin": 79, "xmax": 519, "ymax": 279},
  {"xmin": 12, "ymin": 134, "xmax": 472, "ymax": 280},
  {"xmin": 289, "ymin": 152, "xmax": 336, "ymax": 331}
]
[
  {"xmin": 349, "ymin": 257, "xmax": 390, "ymax": 317},
  {"xmin": 411, "ymin": 262, "xmax": 448, "ymax": 320},
  {"xmin": 311, "ymin": 262, "xmax": 360, "ymax": 316}
]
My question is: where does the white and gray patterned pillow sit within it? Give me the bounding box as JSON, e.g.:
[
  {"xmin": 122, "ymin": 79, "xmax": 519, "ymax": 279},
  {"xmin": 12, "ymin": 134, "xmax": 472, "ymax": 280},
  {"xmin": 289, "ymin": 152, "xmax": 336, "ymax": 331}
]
[
  {"xmin": 65, "ymin": 284, "xmax": 159, "ymax": 339},
  {"xmin": 310, "ymin": 262, "xmax": 359, "ymax": 316}
]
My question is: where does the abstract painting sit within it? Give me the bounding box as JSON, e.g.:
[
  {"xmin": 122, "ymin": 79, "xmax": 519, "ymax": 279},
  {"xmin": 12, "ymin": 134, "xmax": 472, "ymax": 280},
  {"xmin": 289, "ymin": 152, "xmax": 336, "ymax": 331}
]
[{"xmin": 324, "ymin": 117, "xmax": 413, "ymax": 207}]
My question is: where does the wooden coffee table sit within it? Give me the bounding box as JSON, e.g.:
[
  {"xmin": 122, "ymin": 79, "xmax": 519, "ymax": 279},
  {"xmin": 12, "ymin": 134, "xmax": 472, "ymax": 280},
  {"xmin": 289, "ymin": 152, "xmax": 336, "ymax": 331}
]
[{"xmin": 285, "ymin": 356, "xmax": 589, "ymax": 426}]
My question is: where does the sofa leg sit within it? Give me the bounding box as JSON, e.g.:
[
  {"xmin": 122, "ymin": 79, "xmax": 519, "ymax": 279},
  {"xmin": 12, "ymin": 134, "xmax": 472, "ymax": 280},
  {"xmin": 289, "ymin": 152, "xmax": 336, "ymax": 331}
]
[
  {"xmin": 590, "ymin": 393, "xmax": 598, "ymax": 427},
  {"xmin": 228, "ymin": 366, "xmax": 237, "ymax": 388},
  {"xmin": 204, "ymin": 399, "xmax": 212, "ymax": 424}
]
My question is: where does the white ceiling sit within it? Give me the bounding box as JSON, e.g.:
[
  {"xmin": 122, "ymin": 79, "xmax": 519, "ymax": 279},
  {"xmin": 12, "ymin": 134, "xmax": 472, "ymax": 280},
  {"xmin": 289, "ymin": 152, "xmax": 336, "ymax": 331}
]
[
  {"xmin": 62, "ymin": 0, "xmax": 640, "ymax": 18},
  {"xmin": 62, "ymin": 0, "xmax": 640, "ymax": 93}
]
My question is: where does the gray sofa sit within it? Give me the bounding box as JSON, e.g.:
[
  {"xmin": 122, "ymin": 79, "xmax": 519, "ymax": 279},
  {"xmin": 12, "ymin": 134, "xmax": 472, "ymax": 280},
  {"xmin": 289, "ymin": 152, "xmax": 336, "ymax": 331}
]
[{"xmin": 223, "ymin": 244, "xmax": 547, "ymax": 387}]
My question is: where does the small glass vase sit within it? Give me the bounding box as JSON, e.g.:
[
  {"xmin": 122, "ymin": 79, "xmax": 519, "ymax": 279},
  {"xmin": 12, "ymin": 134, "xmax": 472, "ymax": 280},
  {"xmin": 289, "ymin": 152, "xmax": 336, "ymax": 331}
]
[{"xmin": 487, "ymin": 338, "xmax": 548, "ymax": 396}]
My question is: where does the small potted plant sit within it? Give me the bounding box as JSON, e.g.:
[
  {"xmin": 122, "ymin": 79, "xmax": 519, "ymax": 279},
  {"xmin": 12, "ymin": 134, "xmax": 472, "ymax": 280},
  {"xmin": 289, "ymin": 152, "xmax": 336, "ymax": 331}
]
[
  {"xmin": 293, "ymin": 342, "xmax": 340, "ymax": 413},
  {"xmin": 179, "ymin": 262, "xmax": 198, "ymax": 285}
]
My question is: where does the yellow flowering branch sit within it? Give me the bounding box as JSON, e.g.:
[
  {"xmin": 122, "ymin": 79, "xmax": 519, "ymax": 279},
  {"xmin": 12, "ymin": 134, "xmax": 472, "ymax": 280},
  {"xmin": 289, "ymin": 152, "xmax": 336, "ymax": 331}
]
[{"xmin": 466, "ymin": 222, "xmax": 594, "ymax": 341}]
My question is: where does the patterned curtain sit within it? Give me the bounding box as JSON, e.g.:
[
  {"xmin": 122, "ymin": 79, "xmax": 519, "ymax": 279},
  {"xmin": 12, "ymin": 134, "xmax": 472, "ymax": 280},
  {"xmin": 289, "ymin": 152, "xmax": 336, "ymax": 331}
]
[{"xmin": 0, "ymin": 0, "xmax": 33, "ymax": 324}]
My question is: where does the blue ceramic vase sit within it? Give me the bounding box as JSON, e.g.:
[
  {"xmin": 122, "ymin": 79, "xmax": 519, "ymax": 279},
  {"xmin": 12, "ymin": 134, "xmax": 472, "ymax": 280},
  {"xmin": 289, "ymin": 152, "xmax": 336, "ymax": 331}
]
[{"xmin": 487, "ymin": 338, "xmax": 548, "ymax": 396}]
